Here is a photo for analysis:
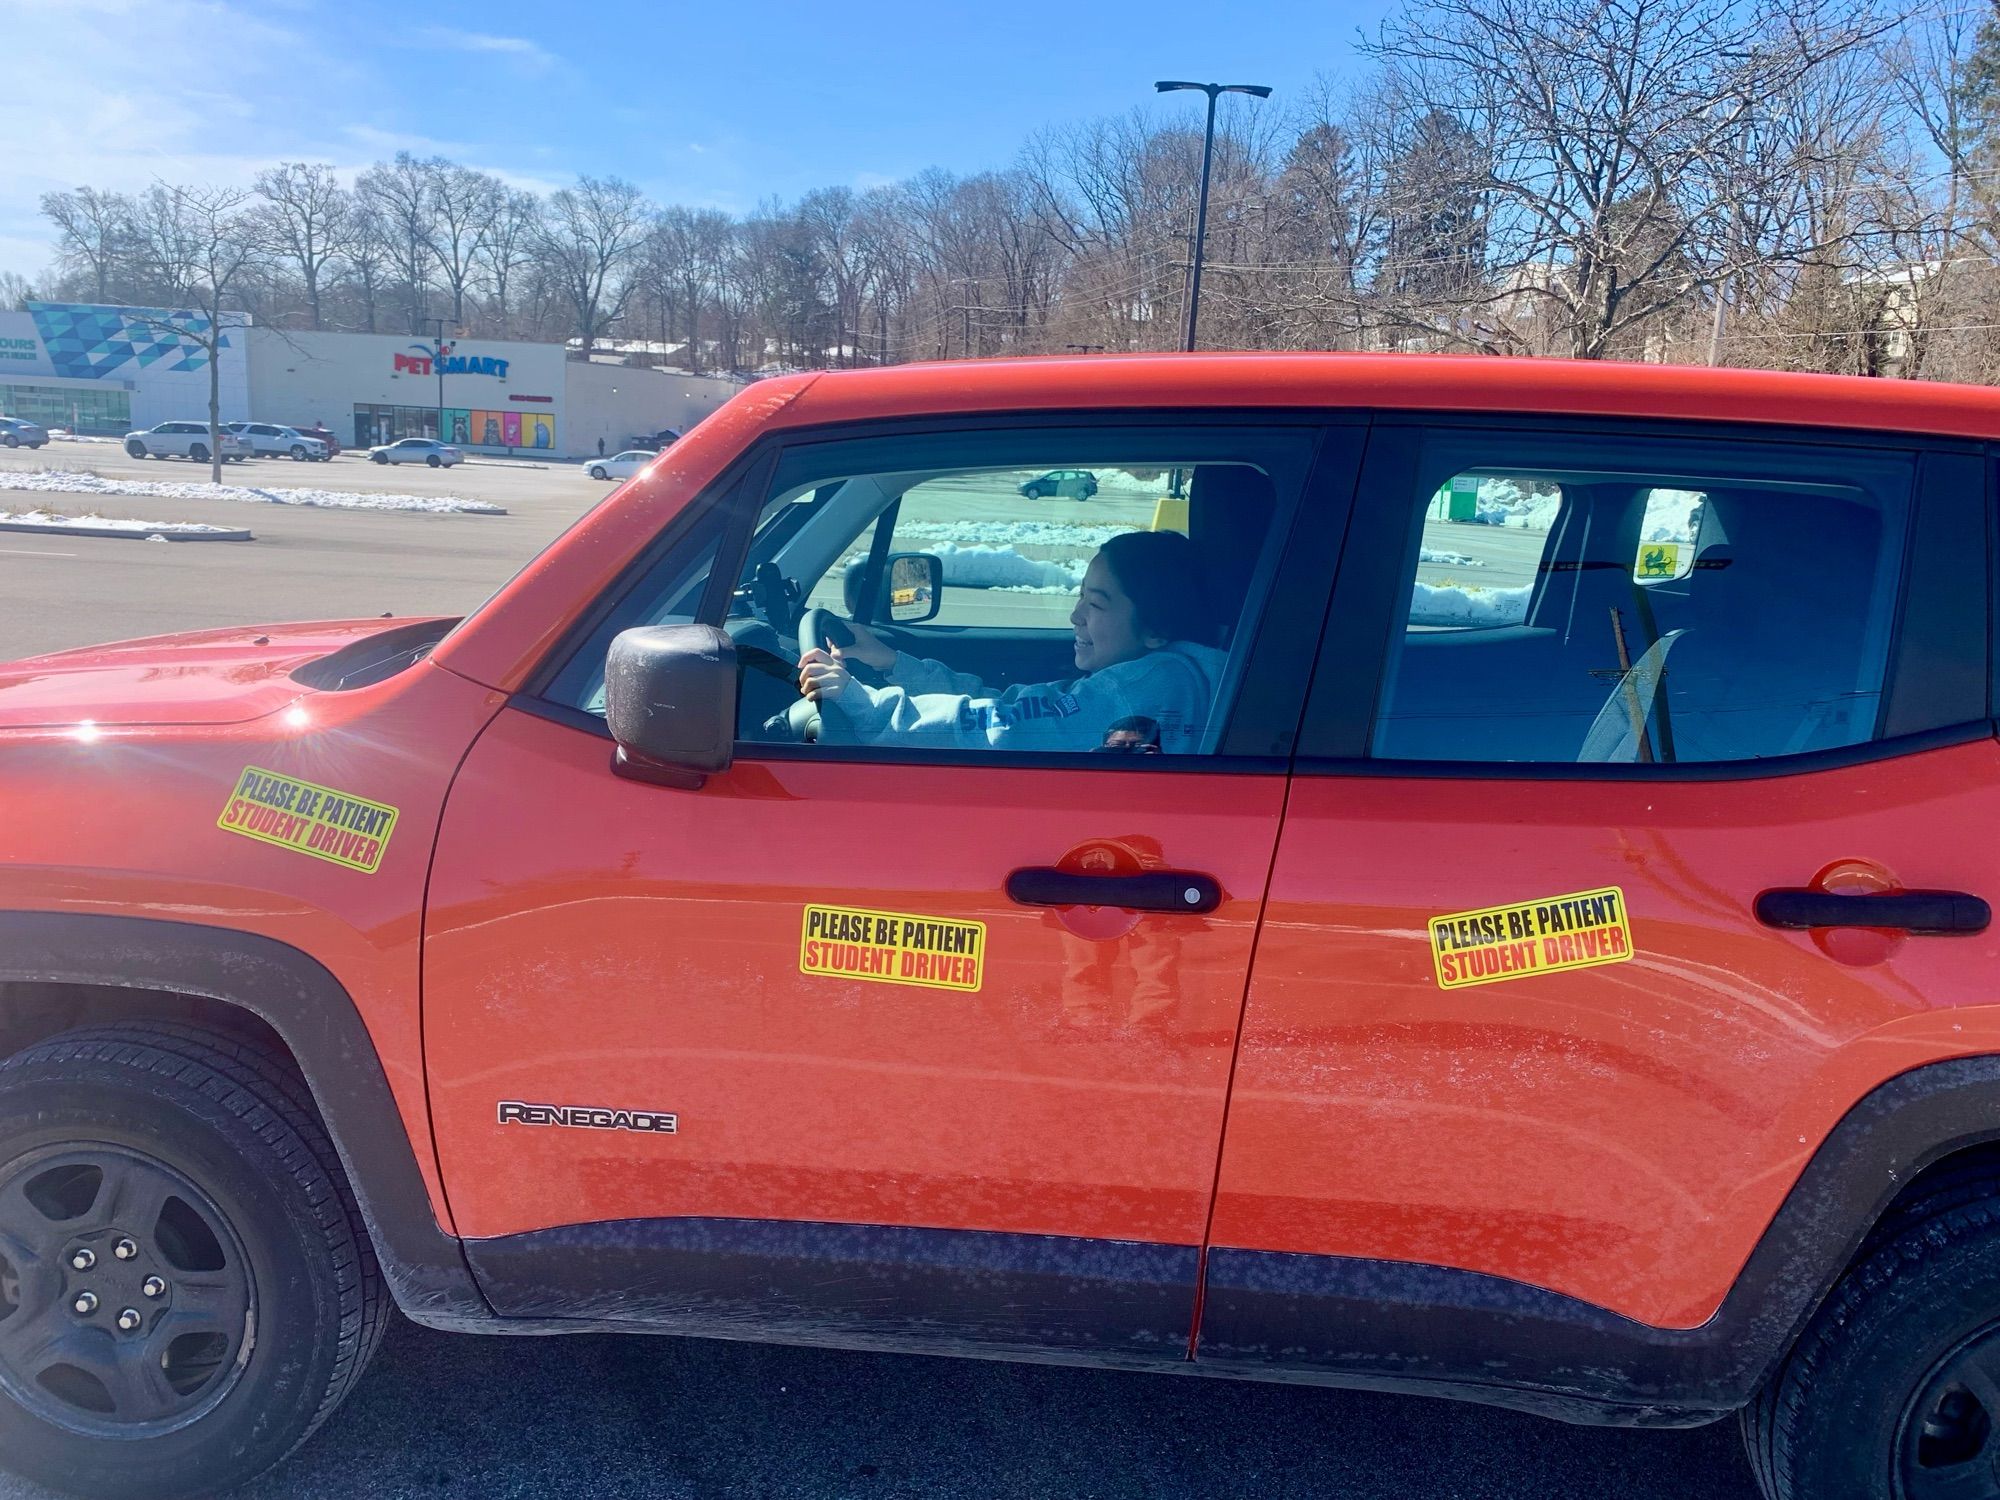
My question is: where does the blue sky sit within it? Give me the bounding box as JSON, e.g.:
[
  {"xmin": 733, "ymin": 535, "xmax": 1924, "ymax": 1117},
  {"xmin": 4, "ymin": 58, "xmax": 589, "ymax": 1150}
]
[{"xmin": 3, "ymin": 0, "xmax": 1394, "ymax": 275}]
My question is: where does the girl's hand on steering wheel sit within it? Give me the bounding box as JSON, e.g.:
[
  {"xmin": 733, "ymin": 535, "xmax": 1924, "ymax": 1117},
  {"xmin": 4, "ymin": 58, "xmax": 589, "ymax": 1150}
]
[
  {"xmin": 799, "ymin": 646, "xmax": 854, "ymax": 703},
  {"xmin": 839, "ymin": 619, "xmax": 896, "ymax": 672}
]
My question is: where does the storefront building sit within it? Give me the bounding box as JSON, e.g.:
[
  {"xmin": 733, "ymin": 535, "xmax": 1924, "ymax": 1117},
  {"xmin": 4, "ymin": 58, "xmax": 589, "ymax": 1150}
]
[
  {"xmin": 0, "ymin": 302, "xmax": 740, "ymax": 458},
  {"xmin": 0, "ymin": 302, "xmax": 252, "ymax": 434}
]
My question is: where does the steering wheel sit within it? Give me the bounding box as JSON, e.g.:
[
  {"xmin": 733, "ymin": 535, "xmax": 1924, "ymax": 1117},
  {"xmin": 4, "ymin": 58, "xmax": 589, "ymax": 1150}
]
[{"xmin": 796, "ymin": 606, "xmax": 887, "ymax": 688}]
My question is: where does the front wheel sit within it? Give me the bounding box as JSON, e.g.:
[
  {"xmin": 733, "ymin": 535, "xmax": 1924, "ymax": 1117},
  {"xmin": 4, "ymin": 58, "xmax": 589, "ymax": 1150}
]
[
  {"xmin": 124, "ymin": 442, "xmax": 146, "ymax": 459},
  {"xmin": 289, "ymin": 446, "xmax": 307, "ymax": 461},
  {"xmin": 1744, "ymin": 1194, "xmax": 2000, "ymax": 1499},
  {"xmin": 0, "ymin": 1024, "xmax": 386, "ymax": 1500},
  {"xmin": 371, "ymin": 453, "xmax": 387, "ymax": 464},
  {"xmin": 2, "ymin": 435, "xmax": 16, "ymax": 448},
  {"xmin": 589, "ymin": 466, "xmax": 607, "ymax": 480}
]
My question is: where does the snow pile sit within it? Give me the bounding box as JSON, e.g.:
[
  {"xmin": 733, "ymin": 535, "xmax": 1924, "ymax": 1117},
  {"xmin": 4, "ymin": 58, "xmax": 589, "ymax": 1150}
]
[
  {"xmin": 0, "ymin": 469, "xmax": 504, "ymax": 515},
  {"xmin": 46, "ymin": 430, "xmax": 115, "ymax": 444},
  {"xmin": 1420, "ymin": 547, "xmax": 1482, "ymax": 567},
  {"xmin": 898, "ymin": 518, "xmax": 1128, "ymax": 550},
  {"xmin": 1409, "ymin": 581, "xmax": 1532, "ymax": 627},
  {"xmin": 1473, "ymin": 478, "xmax": 1563, "ymax": 530},
  {"xmin": 0, "ymin": 509, "xmax": 246, "ymax": 537},
  {"xmin": 1643, "ymin": 488, "xmax": 1704, "ymax": 544},
  {"xmin": 931, "ymin": 542, "xmax": 1085, "ymax": 593}
]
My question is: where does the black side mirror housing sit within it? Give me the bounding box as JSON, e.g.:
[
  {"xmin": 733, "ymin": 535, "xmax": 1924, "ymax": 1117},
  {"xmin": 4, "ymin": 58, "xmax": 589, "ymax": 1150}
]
[
  {"xmin": 881, "ymin": 552, "xmax": 943, "ymax": 624},
  {"xmin": 605, "ymin": 624, "xmax": 738, "ymax": 788}
]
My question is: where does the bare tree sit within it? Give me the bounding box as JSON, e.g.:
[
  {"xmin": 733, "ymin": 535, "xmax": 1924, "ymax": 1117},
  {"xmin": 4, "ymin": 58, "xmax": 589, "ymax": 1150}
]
[
  {"xmin": 535, "ymin": 175, "xmax": 649, "ymax": 354},
  {"xmin": 123, "ymin": 184, "xmax": 263, "ymax": 482},
  {"xmin": 39, "ymin": 187, "xmax": 133, "ymax": 303},
  {"xmin": 342, "ymin": 205, "xmax": 392, "ymax": 334},
  {"xmin": 478, "ymin": 189, "xmax": 541, "ymax": 338},
  {"xmin": 253, "ymin": 163, "xmax": 353, "ymax": 330},
  {"xmin": 422, "ymin": 162, "xmax": 502, "ymax": 327},
  {"xmin": 357, "ymin": 152, "xmax": 436, "ymax": 334},
  {"xmin": 0, "ymin": 271, "xmax": 36, "ymax": 312},
  {"xmin": 1365, "ymin": 0, "xmax": 1899, "ymax": 358}
]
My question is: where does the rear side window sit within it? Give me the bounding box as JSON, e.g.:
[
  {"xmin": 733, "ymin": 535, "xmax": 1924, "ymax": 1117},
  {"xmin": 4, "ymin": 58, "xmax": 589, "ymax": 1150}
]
[{"xmin": 1370, "ymin": 431, "xmax": 1914, "ymax": 765}]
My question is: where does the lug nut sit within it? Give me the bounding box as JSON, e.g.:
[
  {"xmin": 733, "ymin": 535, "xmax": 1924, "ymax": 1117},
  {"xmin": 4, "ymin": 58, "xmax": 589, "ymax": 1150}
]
[
  {"xmin": 116, "ymin": 1309, "xmax": 142, "ymax": 1333},
  {"xmin": 69, "ymin": 1248, "xmax": 95, "ymax": 1271},
  {"xmin": 71, "ymin": 1292, "xmax": 98, "ymax": 1316},
  {"xmin": 112, "ymin": 1238, "xmax": 137, "ymax": 1261},
  {"xmin": 141, "ymin": 1276, "xmax": 167, "ymax": 1300}
]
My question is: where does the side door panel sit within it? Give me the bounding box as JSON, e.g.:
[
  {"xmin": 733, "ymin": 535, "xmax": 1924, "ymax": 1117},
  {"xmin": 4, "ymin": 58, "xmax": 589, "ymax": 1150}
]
[{"xmin": 1200, "ymin": 426, "xmax": 1998, "ymax": 1374}]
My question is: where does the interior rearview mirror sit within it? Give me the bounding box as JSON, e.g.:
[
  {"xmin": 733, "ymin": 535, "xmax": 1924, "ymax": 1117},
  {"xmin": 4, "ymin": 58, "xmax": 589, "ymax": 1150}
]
[
  {"xmin": 882, "ymin": 552, "xmax": 943, "ymax": 624},
  {"xmin": 605, "ymin": 624, "xmax": 738, "ymax": 788}
]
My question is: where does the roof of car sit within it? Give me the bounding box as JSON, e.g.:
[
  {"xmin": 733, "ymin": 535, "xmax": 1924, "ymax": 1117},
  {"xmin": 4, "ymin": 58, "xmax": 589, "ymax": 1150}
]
[{"xmin": 766, "ymin": 351, "xmax": 2000, "ymax": 443}]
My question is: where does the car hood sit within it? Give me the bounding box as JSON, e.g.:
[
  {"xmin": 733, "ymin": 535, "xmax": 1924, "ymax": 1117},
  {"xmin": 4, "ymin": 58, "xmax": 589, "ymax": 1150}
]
[{"xmin": 0, "ymin": 618, "xmax": 424, "ymax": 729}]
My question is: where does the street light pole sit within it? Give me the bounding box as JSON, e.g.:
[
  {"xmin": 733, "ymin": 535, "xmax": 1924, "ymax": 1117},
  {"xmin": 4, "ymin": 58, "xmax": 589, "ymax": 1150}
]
[
  {"xmin": 432, "ymin": 317, "xmax": 447, "ymax": 442},
  {"xmin": 1155, "ymin": 80, "xmax": 1271, "ymax": 351}
]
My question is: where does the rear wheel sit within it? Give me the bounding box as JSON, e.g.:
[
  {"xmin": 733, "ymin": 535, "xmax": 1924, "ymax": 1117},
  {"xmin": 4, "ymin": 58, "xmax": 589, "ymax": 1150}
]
[
  {"xmin": 187, "ymin": 445, "xmax": 208, "ymax": 464},
  {"xmin": 0, "ymin": 1024, "xmax": 386, "ymax": 1500},
  {"xmin": 426, "ymin": 454, "xmax": 441, "ymax": 468},
  {"xmin": 1744, "ymin": 1196, "xmax": 2000, "ymax": 1499}
]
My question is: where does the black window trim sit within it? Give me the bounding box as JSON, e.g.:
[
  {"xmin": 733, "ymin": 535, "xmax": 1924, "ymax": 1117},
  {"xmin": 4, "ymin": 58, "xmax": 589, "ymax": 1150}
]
[
  {"xmin": 524, "ymin": 407, "xmax": 1367, "ymax": 772},
  {"xmin": 1297, "ymin": 414, "xmax": 1992, "ymax": 780}
]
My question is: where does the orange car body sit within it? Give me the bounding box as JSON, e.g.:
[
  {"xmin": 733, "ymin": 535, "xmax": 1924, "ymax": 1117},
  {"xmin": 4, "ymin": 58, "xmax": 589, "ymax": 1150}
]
[{"xmin": 4, "ymin": 353, "xmax": 1997, "ymax": 1423}]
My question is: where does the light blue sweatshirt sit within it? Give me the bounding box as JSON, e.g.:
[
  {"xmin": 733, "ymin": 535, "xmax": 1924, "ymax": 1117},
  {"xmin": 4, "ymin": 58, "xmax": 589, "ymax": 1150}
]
[{"xmin": 828, "ymin": 643, "xmax": 1228, "ymax": 753}]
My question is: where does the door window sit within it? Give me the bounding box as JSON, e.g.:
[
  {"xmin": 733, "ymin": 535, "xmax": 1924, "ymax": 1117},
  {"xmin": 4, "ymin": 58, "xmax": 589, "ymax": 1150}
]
[
  {"xmin": 1369, "ymin": 432, "xmax": 1914, "ymax": 765},
  {"xmin": 540, "ymin": 425, "xmax": 1318, "ymax": 759}
]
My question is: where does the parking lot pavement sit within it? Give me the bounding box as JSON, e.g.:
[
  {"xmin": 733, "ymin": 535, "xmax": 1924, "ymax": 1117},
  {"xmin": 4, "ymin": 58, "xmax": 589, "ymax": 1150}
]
[
  {"xmin": 0, "ymin": 449, "xmax": 609, "ymax": 660},
  {"xmin": 0, "ymin": 1318, "xmax": 1761, "ymax": 1500}
]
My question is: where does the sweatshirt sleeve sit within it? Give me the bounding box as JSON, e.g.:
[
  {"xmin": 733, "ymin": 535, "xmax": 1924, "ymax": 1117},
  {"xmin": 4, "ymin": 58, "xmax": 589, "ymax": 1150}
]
[
  {"xmin": 883, "ymin": 650, "xmax": 986, "ymax": 697},
  {"xmin": 831, "ymin": 661, "xmax": 1156, "ymax": 752}
]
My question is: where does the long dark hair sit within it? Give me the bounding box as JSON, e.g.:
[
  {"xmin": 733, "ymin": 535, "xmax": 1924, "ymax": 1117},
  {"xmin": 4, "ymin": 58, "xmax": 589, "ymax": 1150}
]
[{"xmin": 1095, "ymin": 529, "xmax": 1218, "ymax": 646}]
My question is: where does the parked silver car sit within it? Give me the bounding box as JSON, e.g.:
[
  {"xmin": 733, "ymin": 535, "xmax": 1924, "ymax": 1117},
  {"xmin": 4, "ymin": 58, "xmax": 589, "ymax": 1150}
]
[
  {"xmin": 223, "ymin": 422, "xmax": 329, "ymax": 461},
  {"xmin": 123, "ymin": 422, "xmax": 250, "ymax": 462},
  {"xmin": 367, "ymin": 437, "xmax": 461, "ymax": 468},
  {"xmin": 0, "ymin": 417, "xmax": 47, "ymax": 449}
]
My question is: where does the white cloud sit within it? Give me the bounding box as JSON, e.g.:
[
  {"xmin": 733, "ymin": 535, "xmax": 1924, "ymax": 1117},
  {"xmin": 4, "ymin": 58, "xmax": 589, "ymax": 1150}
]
[{"xmin": 415, "ymin": 28, "xmax": 557, "ymax": 73}]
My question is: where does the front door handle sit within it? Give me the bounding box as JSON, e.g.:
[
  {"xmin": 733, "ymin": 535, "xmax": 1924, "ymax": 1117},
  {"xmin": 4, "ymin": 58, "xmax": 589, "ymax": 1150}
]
[
  {"xmin": 1754, "ymin": 888, "xmax": 1991, "ymax": 935},
  {"xmin": 1005, "ymin": 867, "xmax": 1221, "ymax": 914}
]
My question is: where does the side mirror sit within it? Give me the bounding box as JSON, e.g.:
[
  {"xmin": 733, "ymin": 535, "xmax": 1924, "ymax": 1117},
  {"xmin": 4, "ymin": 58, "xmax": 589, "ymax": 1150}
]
[
  {"xmin": 882, "ymin": 552, "xmax": 943, "ymax": 624},
  {"xmin": 605, "ymin": 624, "xmax": 738, "ymax": 788}
]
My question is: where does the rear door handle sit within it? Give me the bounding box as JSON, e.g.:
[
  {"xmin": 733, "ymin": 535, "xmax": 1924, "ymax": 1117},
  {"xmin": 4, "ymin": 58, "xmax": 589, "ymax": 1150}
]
[
  {"xmin": 1754, "ymin": 888, "xmax": 1991, "ymax": 935},
  {"xmin": 1005, "ymin": 867, "xmax": 1221, "ymax": 914}
]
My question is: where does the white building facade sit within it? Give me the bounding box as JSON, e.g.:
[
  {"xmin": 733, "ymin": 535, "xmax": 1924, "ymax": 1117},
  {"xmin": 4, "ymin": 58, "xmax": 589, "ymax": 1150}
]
[{"xmin": 0, "ymin": 302, "xmax": 740, "ymax": 459}]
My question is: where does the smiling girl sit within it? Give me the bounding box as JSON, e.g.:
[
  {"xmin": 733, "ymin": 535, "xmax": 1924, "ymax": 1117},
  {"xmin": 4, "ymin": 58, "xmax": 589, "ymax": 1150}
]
[{"xmin": 797, "ymin": 529, "xmax": 1226, "ymax": 753}]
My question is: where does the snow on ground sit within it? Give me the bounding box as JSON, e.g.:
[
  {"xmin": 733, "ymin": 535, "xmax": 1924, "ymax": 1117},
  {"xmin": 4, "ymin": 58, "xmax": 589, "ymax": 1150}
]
[
  {"xmin": 931, "ymin": 542, "xmax": 1086, "ymax": 593},
  {"xmin": 0, "ymin": 509, "xmax": 245, "ymax": 537},
  {"xmin": 897, "ymin": 519, "xmax": 1130, "ymax": 550},
  {"xmin": 1643, "ymin": 487, "xmax": 1704, "ymax": 544},
  {"xmin": 0, "ymin": 469, "xmax": 504, "ymax": 515},
  {"xmin": 1409, "ymin": 581, "xmax": 1532, "ymax": 627},
  {"xmin": 1473, "ymin": 478, "xmax": 1564, "ymax": 530},
  {"xmin": 1420, "ymin": 547, "xmax": 1482, "ymax": 567},
  {"xmin": 46, "ymin": 430, "xmax": 115, "ymax": 444}
]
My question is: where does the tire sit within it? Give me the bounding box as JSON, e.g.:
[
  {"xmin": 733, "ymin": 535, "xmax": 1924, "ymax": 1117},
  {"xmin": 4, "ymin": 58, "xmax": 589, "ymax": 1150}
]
[
  {"xmin": 1742, "ymin": 1194, "xmax": 2000, "ymax": 1499},
  {"xmin": 589, "ymin": 466, "xmax": 607, "ymax": 480},
  {"xmin": 289, "ymin": 445, "xmax": 307, "ymax": 461},
  {"xmin": 426, "ymin": 454, "xmax": 441, "ymax": 468},
  {"xmin": 371, "ymin": 453, "xmax": 387, "ymax": 465},
  {"xmin": 0, "ymin": 1022, "xmax": 386, "ymax": 1500},
  {"xmin": 2, "ymin": 435, "xmax": 16, "ymax": 448},
  {"xmin": 188, "ymin": 445, "xmax": 208, "ymax": 464},
  {"xmin": 1024, "ymin": 485, "xmax": 1044, "ymax": 500},
  {"xmin": 124, "ymin": 442, "xmax": 146, "ymax": 459}
]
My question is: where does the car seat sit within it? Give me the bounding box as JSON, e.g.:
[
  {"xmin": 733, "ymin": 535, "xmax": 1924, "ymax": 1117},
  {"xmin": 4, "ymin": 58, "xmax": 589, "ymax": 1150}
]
[{"xmin": 1187, "ymin": 465, "xmax": 1278, "ymax": 647}]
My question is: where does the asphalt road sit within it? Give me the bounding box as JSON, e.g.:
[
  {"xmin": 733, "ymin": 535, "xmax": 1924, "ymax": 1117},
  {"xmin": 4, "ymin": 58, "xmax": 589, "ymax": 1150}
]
[
  {"xmin": 0, "ymin": 446, "xmax": 1765, "ymax": 1499},
  {"xmin": 1, "ymin": 1318, "xmax": 1760, "ymax": 1500}
]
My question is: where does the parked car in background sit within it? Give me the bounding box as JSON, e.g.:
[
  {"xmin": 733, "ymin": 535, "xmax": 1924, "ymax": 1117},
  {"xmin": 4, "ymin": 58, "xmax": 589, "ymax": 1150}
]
[
  {"xmin": 367, "ymin": 437, "xmax": 461, "ymax": 468},
  {"xmin": 223, "ymin": 422, "xmax": 329, "ymax": 461},
  {"xmin": 123, "ymin": 421, "xmax": 249, "ymax": 462},
  {"xmin": 623, "ymin": 427, "xmax": 682, "ymax": 452},
  {"xmin": 587, "ymin": 450, "xmax": 654, "ymax": 481},
  {"xmin": 1019, "ymin": 467, "xmax": 1099, "ymax": 500},
  {"xmin": 0, "ymin": 416, "xmax": 48, "ymax": 449},
  {"xmin": 292, "ymin": 423, "xmax": 341, "ymax": 457}
]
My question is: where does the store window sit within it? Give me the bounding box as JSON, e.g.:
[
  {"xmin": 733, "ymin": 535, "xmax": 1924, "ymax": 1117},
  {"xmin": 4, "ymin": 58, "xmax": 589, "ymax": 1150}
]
[{"xmin": 0, "ymin": 384, "xmax": 130, "ymax": 435}]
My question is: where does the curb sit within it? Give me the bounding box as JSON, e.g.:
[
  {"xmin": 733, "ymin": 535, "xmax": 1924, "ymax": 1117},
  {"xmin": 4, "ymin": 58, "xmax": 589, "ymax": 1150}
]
[{"xmin": 0, "ymin": 520, "xmax": 254, "ymax": 543}]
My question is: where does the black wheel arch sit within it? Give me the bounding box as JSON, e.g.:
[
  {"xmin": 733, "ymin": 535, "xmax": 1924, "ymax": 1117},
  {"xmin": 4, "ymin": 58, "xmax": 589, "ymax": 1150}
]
[{"xmin": 0, "ymin": 911, "xmax": 489, "ymax": 1327}]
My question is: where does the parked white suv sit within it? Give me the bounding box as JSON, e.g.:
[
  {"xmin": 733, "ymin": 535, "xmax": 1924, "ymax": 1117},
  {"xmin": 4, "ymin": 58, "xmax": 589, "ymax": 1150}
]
[
  {"xmin": 223, "ymin": 422, "xmax": 328, "ymax": 461},
  {"xmin": 367, "ymin": 437, "xmax": 461, "ymax": 468},
  {"xmin": 124, "ymin": 422, "xmax": 250, "ymax": 463}
]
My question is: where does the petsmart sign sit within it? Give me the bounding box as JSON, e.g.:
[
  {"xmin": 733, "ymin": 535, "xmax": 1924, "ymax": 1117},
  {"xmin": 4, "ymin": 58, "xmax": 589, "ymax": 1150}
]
[{"xmin": 392, "ymin": 340, "xmax": 508, "ymax": 379}]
